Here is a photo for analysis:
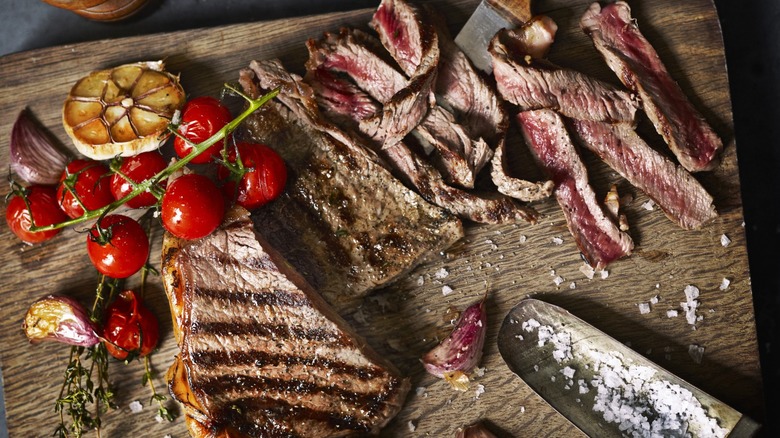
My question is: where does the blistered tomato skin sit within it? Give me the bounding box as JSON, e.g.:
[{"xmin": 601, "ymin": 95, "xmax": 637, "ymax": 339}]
[
  {"xmin": 174, "ymin": 96, "xmax": 232, "ymax": 164},
  {"xmin": 6, "ymin": 185, "xmax": 67, "ymax": 244},
  {"xmin": 86, "ymin": 214, "xmax": 149, "ymax": 279},
  {"xmin": 161, "ymin": 174, "xmax": 226, "ymax": 240},
  {"xmin": 218, "ymin": 142, "xmax": 287, "ymax": 210},
  {"xmin": 102, "ymin": 290, "xmax": 159, "ymax": 360},
  {"xmin": 57, "ymin": 159, "xmax": 114, "ymax": 219},
  {"xmin": 110, "ymin": 152, "xmax": 168, "ymax": 208}
]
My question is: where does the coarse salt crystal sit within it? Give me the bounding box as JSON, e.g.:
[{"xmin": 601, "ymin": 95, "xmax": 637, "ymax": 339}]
[
  {"xmin": 155, "ymin": 415, "xmax": 164, "ymax": 423},
  {"xmin": 434, "ymin": 268, "xmax": 449, "ymax": 279},
  {"xmin": 578, "ymin": 379, "xmax": 590, "ymax": 394},
  {"xmin": 442, "ymin": 285, "xmax": 454, "ymax": 296},
  {"xmin": 719, "ymin": 278, "xmax": 731, "ymax": 290},
  {"xmin": 562, "ymin": 366, "xmax": 576, "ymax": 379},
  {"xmin": 666, "ymin": 309, "xmax": 679, "ymax": 318},
  {"xmin": 553, "ymin": 276, "xmax": 565, "ymax": 286},
  {"xmin": 688, "ymin": 344, "xmax": 705, "ymax": 364},
  {"xmin": 569, "ymin": 282, "xmax": 577, "ymax": 290},
  {"xmin": 638, "ymin": 303, "xmax": 651, "ymax": 314},
  {"xmin": 684, "ymin": 285, "xmax": 700, "ymax": 301},
  {"xmin": 600, "ymin": 270, "xmax": 609, "ymax": 279},
  {"xmin": 580, "ymin": 263, "xmax": 596, "ymax": 279},
  {"xmin": 650, "ymin": 295, "xmax": 660, "ymax": 305},
  {"xmin": 408, "ymin": 420, "xmax": 417, "ymax": 432},
  {"xmin": 515, "ymin": 334, "xmax": 524, "ymax": 340},
  {"xmin": 522, "ymin": 319, "xmax": 541, "ymax": 332},
  {"xmin": 474, "ymin": 367, "xmax": 486, "ymax": 377},
  {"xmin": 552, "ymin": 236, "xmax": 564, "ymax": 245},
  {"xmin": 533, "ymin": 364, "xmax": 540, "ymax": 372},
  {"xmin": 641, "ymin": 199, "xmax": 655, "ymax": 210},
  {"xmin": 164, "ymin": 435, "xmax": 172, "ymax": 438},
  {"xmin": 416, "ymin": 275, "xmax": 424, "ymax": 286},
  {"xmin": 519, "ymin": 235, "xmax": 527, "ymax": 243},
  {"xmin": 720, "ymin": 234, "xmax": 731, "ymax": 247},
  {"xmin": 475, "ymin": 384, "xmax": 485, "ymax": 399},
  {"xmin": 128, "ymin": 400, "xmax": 143, "ymax": 414}
]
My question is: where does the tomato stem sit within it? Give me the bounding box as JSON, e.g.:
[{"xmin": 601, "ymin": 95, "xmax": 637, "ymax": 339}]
[{"xmin": 29, "ymin": 86, "xmax": 280, "ymax": 232}]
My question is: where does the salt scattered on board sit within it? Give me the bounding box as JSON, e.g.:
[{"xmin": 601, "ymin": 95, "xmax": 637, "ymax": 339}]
[
  {"xmin": 128, "ymin": 400, "xmax": 143, "ymax": 414},
  {"xmin": 719, "ymin": 278, "xmax": 731, "ymax": 291},
  {"xmin": 442, "ymin": 285, "xmax": 454, "ymax": 296},
  {"xmin": 720, "ymin": 234, "xmax": 731, "ymax": 247}
]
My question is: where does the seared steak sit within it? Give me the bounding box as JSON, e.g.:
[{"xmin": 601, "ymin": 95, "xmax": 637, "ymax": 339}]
[
  {"xmin": 490, "ymin": 27, "xmax": 639, "ymax": 123},
  {"xmin": 569, "ymin": 119, "xmax": 717, "ymax": 230},
  {"xmin": 238, "ymin": 60, "xmax": 463, "ymax": 306},
  {"xmin": 370, "ymin": 0, "xmax": 433, "ymax": 77},
  {"xmin": 162, "ymin": 207, "xmax": 410, "ymax": 438},
  {"xmin": 518, "ymin": 109, "xmax": 634, "ymax": 269},
  {"xmin": 580, "ymin": 1, "xmax": 723, "ymax": 172}
]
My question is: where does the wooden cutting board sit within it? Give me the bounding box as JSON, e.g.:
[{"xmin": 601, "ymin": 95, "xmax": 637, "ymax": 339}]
[{"xmin": 0, "ymin": 0, "xmax": 764, "ymax": 436}]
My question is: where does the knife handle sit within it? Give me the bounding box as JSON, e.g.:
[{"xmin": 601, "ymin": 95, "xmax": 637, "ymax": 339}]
[{"xmin": 486, "ymin": 0, "xmax": 533, "ymax": 25}]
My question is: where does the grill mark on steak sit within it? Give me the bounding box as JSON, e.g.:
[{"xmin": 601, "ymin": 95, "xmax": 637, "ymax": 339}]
[
  {"xmin": 190, "ymin": 321, "xmax": 342, "ymax": 344},
  {"xmin": 189, "ymin": 287, "xmax": 309, "ymax": 308},
  {"xmin": 580, "ymin": 1, "xmax": 723, "ymax": 172},
  {"xmin": 518, "ymin": 109, "xmax": 633, "ymax": 269},
  {"xmin": 190, "ymin": 350, "xmax": 384, "ymax": 381},
  {"xmin": 490, "ymin": 27, "xmax": 639, "ymax": 123}
]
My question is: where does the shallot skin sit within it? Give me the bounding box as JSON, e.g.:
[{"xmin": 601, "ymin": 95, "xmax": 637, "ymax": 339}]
[
  {"xmin": 422, "ymin": 298, "xmax": 487, "ymax": 378},
  {"xmin": 23, "ymin": 295, "xmax": 100, "ymax": 347},
  {"xmin": 10, "ymin": 109, "xmax": 69, "ymax": 185}
]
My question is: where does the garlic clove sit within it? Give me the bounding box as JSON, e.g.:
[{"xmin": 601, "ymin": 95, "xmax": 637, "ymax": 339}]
[
  {"xmin": 422, "ymin": 297, "xmax": 487, "ymax": 383},
  {"xmin": 23, "ymin": 295, "xmax": 100, "ymax": 347},
  {"xmin": 10, "ymin": 109, "xmax": 70, "ymax": 185}
]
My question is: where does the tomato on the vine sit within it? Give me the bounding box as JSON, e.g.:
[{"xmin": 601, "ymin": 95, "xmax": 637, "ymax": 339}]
[
  {"xmin": 6, "ymin": 185, "xmax": 67, "ymax": 244},
  {"xmin": 110, "ymin": 152, "xmax": 168, "ymax": 208},
  {"xmin": 161, "ymin": 174, "xmax": 226, "ymax": 240},
  {"xmin": 218, "ymin": 142, "xmax": 287, "ymax": 210},
  {"xmin": 174, "ymin": 96, "xmax": 232, "ymax": 164},
  {"xmin": 102, "ymin": 290, "xmax": 159, "ymax": 360},
  {"xmin": 86, "ymin": 214, "xmax": 149, "ymax": 279},
  {"xmin": 57, "ymin": 159, "xmax": 114, "ymax": 219}
]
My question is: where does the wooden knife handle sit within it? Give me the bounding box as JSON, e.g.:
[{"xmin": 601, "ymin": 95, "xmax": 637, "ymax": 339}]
[{"xmin": 486, "ymin": 0, "xmax": 533, "ymax": 25}]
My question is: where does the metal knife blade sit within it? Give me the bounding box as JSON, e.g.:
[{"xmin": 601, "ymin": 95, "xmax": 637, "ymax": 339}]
[
  {"xmin": 497, "ymin": 298, "xmax": 761, "ymax": 437},
  {"xmin": 454, "ymin": 0, "xmax": 532, "ymax": 73}
]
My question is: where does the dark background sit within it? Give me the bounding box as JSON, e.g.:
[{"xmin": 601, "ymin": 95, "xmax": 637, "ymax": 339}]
[{"xmin": 1, "ymin": 0, "xmax": 777, "ymax": 435}]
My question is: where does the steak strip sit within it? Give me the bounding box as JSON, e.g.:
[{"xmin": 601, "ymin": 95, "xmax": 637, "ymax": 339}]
[
  {"xmin": 569, "ymin": 119, "xmax": 717, "ymax": 230},
  {"xmin": 580, "ymin": 1, "xmax": 723, "ymax": 172},
  {"xmin": 490, "ymin": 27, "xmax": 639, "ymax": 123},
  {"xmin": 518, "ymin": 109, "xmax": 634, "ymax": 269}
]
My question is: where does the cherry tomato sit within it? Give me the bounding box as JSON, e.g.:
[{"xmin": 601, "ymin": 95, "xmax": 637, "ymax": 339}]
[
  {"xmin": 110, "ymin": 152, "xmax": 167, "ymax": 208},
  {"xmin": 6, "ymin": 185, "xmax": 67, "ymax": 244},
  {"xmin": 174, "ymin": 96, "xmax": 232, "ymax": 164},
  {"xmin": 161, "ymin": 174, "xmax": 226, "ymax": 240},
  {"xmin": 57, "ymin": 159, "xmax": 114, "ymax": 219},
  {"xmin": 102, "ymin": 290, "xmax": 159, "ymax": 360},
  {"xmin": 218, "ymin": 142, "xmax": 287, "ymax": 210},
  {"xmin": 86, "ymin": 214, "xmax": 149, "ymax": 279}
]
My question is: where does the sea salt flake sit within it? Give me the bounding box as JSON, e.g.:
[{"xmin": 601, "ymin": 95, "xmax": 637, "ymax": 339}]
[
  {"xmin": 434, "ymin": 268, "xmax": 449, "ymax": 280},
  {"xmin": 650, "ymin": 295, "xmax": 660, "ymax": 305},
  {"xmin": 474, "ymin": 367, "xmax": 487, "ymax": 377},
  {"xmin": 553, "ymin": 276, "xmax": 565, "ymax": 286},
  {"xmin": 155, "ymin": 415, "xmax": 164, "ymax": 423},
  {"xmin": 519, "ymin": 235, "xmax": 527, "ymax": 243},
  {"xmin": 688, "ymin": 344, "xmax": 705, "ymax": 364},
  {"xmin": 684, "ymin": 285, "xmax": 700, "ymax": 301},
  {"xmin": 719, "ymin": 278, "xmax": 731, "ymax": 290},
  {"xmin": 520, "ymin": 406, "xmax": 526, "ymax": 413},
  {"xmin": 569, "ymin": 282, "xmax": 577, "ymax": 290},
  {"xmin": 666, "ymin": 309, "xmax": 679, "ymax": 318},
  {"xmin": 641, "ymin": 199, "xmax": 655, "ymax": 210},
  {"xmin": 128, "ymin": 400, "xmax": 143, "ymax": 414},
  {"xmin": 600, "ymin": 270, "xmax": 609, "ymax": 279},
  {"xmin": 720, "ymin": 234, "xmax": 731, "ymax": 247},
  {"xmin": 522, "ymin": 319, "xmax": 541, "ymax": 332},
  {"xmin": 475, "ymin": 384, "xmax": 486, "ymax": 399},
  {"xmin": 416, "ymin": 275, "xmax": 424, "ymax": 286},
  {"xmin": 552, "ymin": 236, "xmax": 564, "ymax": 245},
  {"xmin": 562, "ymin": 366, "xmax": 576, "ymax": 379},
  {"xmin": 580, "ymin": 263, "xmax": 596, "ymax": 279},
  {"xmin": 407, "ymin": 420, "xmax": 417, "ymax": 432},
  {"xmin": 638, "ymin": 303, "xmax": 651, "ymax": 314},
  {"xmin": 442, "ymin": 285, "xmax": 454, "ymax": 296},
  {"xmin": 533, "ymin": 365, "xmax": 540, "ymax": 372}
]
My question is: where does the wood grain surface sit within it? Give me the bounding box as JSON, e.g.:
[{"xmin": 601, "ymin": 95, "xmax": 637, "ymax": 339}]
[{"xmin": 0, "ymin": 0, "xmax": 764, "ymax": 436}]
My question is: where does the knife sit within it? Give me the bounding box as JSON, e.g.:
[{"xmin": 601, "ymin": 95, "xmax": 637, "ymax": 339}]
[
  {"xmin": 454, "ymin": 0, "xmax": 532, "ymax": 73},
  {"xmin": 497, "ymin": 299, "xmax": 761, "ymax": 437}
]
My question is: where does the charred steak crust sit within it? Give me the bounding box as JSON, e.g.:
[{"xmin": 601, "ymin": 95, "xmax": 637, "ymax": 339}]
[{"xmin": 162, "ymin": 207, "xmax": 411, "ymax": 437}]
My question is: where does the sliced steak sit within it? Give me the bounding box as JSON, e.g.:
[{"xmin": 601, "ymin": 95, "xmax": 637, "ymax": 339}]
[
  {"xmin": 490, "ymin": 139, "xmax": 555, "ymax": 202},
  {"xmin": 307, "ymin": 27, "xmax": 489, "ymax": 189},
  {"xmin": 569, "ymin": 119, "xmax": 717, "ymax": 230},
  {"xmin": 518, "ymin": 109, "xmax": 634, "ymax": 269},
  {"xmin": 370, "ymin": 0, "xmax": 433, "ymax": 77},
  {"xmin": 238, "ymin": 60, "xmax": 463, "ymax": 306},
  {"xmin": 301, "ymin": 56, "xmax": 537, "ymax": 224},
  {"xmin": 580, "ymin": 1, "xmax": 723, "ymax": 172},
  {"xmin": 162, "ymin": 207, "xmax": 411, "ymax": 438},
  {"xmin": 490, "ymin": 27, "xmax": 639, "ymax": 123}
]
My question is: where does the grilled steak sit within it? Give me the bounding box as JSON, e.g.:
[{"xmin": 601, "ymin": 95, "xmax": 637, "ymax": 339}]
[
  {"xmin": 518, "ymin": 109, "xmax": 634, "ymax": 269},
  {"xmin": 569, "ymin": 119, "xmax": 717, "ymax": 230},
  {"xmin": 490, "ymin": 27, "xmax": 639, "ymax": 123},
  {"xmin": 370, "ymin": 0, "xmax": 433, "ymax": 77},
  {"xmin": 301, "ymin": 52, "xmax": 537, "ymax": 224},
  {"xmin": 162, "ymin": 207, "xmax": 410, "ymax": 438},
  {"xmin": 580, "ymin": 1, "xmax": 723, "ymax": 172},
  {"xmin": 238, "ymin": 60, "xmax": 463, "ymax": 307},
  {"xmin": 490, "ymin": 138, "xmax": 555, "ymax": 202}
]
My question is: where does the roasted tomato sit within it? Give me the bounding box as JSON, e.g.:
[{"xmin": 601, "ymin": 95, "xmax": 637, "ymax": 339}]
[
  {"xmin": 102, "ymin": 290, "xmax": 159, "ymax": 360},
  {"xmin": 161, "ymin": 174, "xmax": 226, "ymax": 240},
  {"xmin": 218, "ymin": 142, "xmax": 287, "ymax": 210},
  {"xmin": 6, "ymin": 185, "xmax": 67, "ymax": 244},
  {"xmin": 86, "ymin": 214, "xmax": 149, "ymax": 279},
  {"xmin": 110, "ymin": 152, "xmax": 168, "ymax": 208},
  {"xmin": 173, "ymin": 96, "xmax": 232, "ymax": 164},
  {"xmin": 57, "ymin": 159, "xmax": 114, "ymax": 219}
]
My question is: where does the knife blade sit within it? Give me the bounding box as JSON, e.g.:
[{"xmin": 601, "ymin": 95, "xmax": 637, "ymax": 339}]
[
  {"xmin": 454, "ymin": 0, "xmax": 532, "ymax": 73},
  {"xmin": 497, "ymin": 298, "xmax": 761, "ymax": 437}
]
